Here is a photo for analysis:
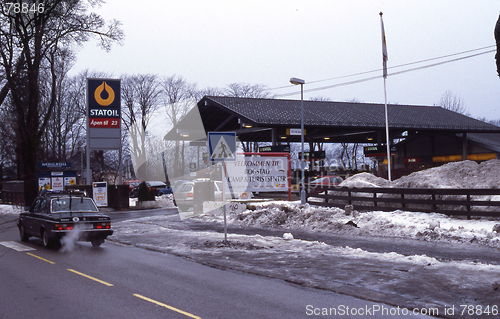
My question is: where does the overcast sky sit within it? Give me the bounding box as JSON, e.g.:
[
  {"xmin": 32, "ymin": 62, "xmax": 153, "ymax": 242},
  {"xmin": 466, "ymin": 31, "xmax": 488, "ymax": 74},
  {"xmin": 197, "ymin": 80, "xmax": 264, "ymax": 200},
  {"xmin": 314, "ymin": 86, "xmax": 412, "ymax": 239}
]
[{"xmin": 71, "ymin": 0, "xmax": 500, "ymax": 122}]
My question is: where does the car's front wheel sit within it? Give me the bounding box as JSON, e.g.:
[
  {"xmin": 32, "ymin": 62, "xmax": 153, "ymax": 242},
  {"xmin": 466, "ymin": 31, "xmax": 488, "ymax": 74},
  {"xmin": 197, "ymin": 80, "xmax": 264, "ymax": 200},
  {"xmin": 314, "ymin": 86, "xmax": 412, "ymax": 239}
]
[{"xmin": 19, "ymin": 224, "xmax": 29, "ymax": 242}]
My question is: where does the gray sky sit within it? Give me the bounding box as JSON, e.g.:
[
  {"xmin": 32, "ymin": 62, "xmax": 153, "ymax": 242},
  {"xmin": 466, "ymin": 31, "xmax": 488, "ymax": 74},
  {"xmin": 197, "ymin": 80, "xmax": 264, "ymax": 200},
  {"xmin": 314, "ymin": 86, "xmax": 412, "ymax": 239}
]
[{"xmin": 71, "ymin": 0, "xmax": 500, "ymax": 121}]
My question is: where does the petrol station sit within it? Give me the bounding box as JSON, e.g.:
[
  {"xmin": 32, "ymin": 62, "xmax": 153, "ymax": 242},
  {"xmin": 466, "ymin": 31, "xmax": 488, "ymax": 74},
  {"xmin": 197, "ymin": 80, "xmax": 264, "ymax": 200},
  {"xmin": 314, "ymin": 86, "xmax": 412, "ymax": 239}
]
[{"xmin": 165, "ymin": 96, "xmax": 500, "ymax": 179}]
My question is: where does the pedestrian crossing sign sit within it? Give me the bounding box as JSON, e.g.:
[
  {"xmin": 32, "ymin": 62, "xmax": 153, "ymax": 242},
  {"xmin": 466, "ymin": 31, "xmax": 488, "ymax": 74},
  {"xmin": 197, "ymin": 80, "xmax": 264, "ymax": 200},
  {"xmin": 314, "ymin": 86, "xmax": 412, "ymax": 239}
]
[{"xmin": 208, "ymin": 132, "xmax": 236, "ymax": 161}]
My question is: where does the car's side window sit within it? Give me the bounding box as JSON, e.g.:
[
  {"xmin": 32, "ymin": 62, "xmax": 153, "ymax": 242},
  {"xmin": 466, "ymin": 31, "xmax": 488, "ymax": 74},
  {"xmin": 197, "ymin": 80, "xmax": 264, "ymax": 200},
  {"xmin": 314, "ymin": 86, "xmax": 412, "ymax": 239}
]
[
  {"xmin": 30, "ymin": 199, "xmax": 42, "ymax": 213},
  {"xmin": 39, "ymin": 199, "xmax": 48, "ymax": 214}
]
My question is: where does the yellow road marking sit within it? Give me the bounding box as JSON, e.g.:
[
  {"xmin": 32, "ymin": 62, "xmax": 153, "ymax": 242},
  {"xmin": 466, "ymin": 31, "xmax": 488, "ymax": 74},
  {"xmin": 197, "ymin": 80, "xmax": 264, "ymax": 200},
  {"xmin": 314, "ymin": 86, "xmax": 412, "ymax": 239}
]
[
  {"xmin": 26, "ymin": 252, "xmax": 55, "ymax": 264},
  {"xmin": 134, "ymin": 294, "xmax": 202, "ymax": 319},
  {"xmin": 67, "ymin": 269, "xmax": 113, "ymax": 287}
]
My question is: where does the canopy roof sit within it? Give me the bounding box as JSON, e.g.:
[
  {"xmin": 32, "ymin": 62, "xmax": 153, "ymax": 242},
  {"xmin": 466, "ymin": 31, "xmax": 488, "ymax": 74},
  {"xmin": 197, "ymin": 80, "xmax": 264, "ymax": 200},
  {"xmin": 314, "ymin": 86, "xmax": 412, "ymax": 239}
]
[{"xmin": 164, "ymin": 96, "xmax": 500, "ymax": 144}]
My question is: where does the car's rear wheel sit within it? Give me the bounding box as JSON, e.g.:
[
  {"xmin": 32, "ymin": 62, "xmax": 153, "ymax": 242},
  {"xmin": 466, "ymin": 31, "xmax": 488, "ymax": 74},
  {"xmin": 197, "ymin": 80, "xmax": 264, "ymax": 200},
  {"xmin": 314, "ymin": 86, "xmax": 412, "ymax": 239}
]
[
  {"xmin": 19, "ymin": 224, "xmax": 29, "ymax": 242},
  {"xmin": 42, "ymin": 230, "xmax": 52, "ymax": 248},
  {"xmin": 91, "ymin": 238, "xmax": 103, "ymax": 247}
]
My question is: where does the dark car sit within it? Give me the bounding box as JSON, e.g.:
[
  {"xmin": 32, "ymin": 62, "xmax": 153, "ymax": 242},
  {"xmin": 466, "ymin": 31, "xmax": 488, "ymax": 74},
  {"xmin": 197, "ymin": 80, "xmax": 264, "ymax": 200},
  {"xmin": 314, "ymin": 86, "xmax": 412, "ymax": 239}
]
[
  {"xmin": 17, "ymin": 190, "xmax": 113, "ymax": 248},
  {"xmin": 130, "ymin": 181, "xmax": 167, "ymax": 198},
  {"xmin": 158, "ymin": 187, "xmax": 173, "ymax": 196},
  {"xmin": 124, "ymin": 180, "xmax": 142, "ymax": 194}
]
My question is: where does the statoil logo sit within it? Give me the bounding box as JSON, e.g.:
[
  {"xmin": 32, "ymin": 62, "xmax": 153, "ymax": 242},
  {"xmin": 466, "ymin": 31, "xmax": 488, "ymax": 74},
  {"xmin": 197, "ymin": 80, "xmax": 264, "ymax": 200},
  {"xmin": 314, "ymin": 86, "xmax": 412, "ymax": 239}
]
[
  {"xmin": 94, "ymin": 81, "xmax": 115, "ymax": 106},
  {"xmin": 87, "ymin": 79, "xmax": 120, "ymax": 109}
]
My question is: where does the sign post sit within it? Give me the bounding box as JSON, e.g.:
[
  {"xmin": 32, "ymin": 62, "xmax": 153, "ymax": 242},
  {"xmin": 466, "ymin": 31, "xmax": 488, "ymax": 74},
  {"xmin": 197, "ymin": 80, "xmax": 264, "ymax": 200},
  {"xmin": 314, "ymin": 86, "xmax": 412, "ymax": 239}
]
[
  {"xmin": 208, "ymin": 132, "xmax": 236, "ymax": 242},
  {"xmin": 86, "ymin": 79, "xmax": 121, "ymax": 185}
]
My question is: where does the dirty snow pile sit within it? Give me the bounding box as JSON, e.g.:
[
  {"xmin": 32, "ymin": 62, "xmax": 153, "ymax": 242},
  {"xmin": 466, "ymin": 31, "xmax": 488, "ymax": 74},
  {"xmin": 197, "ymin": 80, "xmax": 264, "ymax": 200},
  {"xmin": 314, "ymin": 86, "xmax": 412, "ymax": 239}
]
[
  {"xmin": 338, "ymin": 172, "xmax": 390, "ymax": 188},
  {"xmin": 216, "ymin": 201, "xmax": 500, "ymax": 248},
  {"xmin": 340, "ymin": 159, "xmax": 500, "ymax": 189},
  {"xmin": 336, "ymin": 159, "xmax": 500, "ymax": 212},
  {"xmin": 0, "ymin": 205, "xmax": 23, "ymax": 216},
  {"xmin": 199, "ymin": 160, "xmax": 500, "ymax": 248},
  {"xmin": 129, "ymin": 194, "xmax": 176, "ymax": 209}
]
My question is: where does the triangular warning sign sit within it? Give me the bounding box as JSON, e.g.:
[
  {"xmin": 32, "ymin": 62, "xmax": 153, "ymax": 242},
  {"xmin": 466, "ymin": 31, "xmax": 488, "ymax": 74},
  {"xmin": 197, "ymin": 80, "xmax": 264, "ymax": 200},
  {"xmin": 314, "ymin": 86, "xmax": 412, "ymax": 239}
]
[{"xmin": 211, "ymin": 136, "xmax": 235, "ymax": 159}]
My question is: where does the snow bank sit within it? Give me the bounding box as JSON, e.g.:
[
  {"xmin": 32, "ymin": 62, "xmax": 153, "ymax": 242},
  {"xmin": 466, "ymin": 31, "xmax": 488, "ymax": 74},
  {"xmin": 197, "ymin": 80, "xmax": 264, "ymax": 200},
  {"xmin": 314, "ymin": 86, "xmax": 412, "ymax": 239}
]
[
  {"xmin": 194, "ymin": 161, "xmax": 500, "ymax": 248},
  {"xmin": 331, "ymin": 160, "xmax": 500, "ymax": 212},
  {"xmin": 130, "ymin": 194, "xmax": 176, "ymax": 209},
  {"xmin": 394, "ymin": 160, "xmax": 500, "ymax": 189},
  {"xmin": 198, "ymin": 201, "xmax": 500, "ymax": 249},
  {"xmin": 0, "ymin": 204, "xmax": 24, "ymax": 215},
  {"xmin": 232, "ymin": 202, "xmax": 348, "ymax": 232},
  {"xmin": 339, "ymin": 172, "xmax": 390, "ymax": 188},
  {"xmin": 341, "ymin": 160, "xmax": 500, "ymax": 189}
]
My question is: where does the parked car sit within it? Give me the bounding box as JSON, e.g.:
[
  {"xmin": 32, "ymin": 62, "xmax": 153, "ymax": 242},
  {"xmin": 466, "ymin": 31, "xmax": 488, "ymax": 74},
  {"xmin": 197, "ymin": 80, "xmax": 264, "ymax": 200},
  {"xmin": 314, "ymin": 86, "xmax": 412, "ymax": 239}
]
[
  {"xmin": 124, "ymin": 180, "xmax": 141, "ymax": 194},
  {"xmin": 307, "ymin": 175, "xmax": 343, "ymax": 193},
  {"xmin": 130, "ymin": 181, "xmax": 167, "ymax": 198},
  {"xmin": 170, "ymin": 180, "xmax": 189, "ymax": 194},
  {"xmin": 174, "ymin": 181, "xmax": 195, "ymax": 210},
  {"xmin": 17, "ymin": 190, "xmax": 113, "ymax": 248},
  {"xmin": 174, "ymin": 180, "xmax": 248, "ymax": 210},
  {"xmin": 158, "ymin": 186, "xmax": 173, "ymax": 196}
]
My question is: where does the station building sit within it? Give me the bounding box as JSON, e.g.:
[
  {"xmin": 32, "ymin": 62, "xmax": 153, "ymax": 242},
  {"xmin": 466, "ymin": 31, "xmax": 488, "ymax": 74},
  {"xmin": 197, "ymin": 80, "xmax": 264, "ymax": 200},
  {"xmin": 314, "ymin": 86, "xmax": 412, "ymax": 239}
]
[{"xmin": 164, "ymin": 96, "xmax": 500, "ymax": 179}]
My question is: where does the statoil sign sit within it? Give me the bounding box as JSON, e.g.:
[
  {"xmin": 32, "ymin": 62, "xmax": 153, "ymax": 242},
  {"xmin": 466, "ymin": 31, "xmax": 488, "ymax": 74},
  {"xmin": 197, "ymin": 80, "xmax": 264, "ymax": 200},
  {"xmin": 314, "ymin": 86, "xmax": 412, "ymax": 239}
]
[{"xmin": 87, "ymin": 79, "xmax": 121, "ymax": 150}]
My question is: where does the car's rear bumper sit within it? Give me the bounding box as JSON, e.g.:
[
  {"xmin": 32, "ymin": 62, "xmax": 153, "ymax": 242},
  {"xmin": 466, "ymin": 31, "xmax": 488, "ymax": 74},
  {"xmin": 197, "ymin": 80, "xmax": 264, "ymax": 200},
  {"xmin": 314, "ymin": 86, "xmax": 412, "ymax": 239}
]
[{"xmin": 51, "ymin": 229, "xmax": 113, "ymax": 241}]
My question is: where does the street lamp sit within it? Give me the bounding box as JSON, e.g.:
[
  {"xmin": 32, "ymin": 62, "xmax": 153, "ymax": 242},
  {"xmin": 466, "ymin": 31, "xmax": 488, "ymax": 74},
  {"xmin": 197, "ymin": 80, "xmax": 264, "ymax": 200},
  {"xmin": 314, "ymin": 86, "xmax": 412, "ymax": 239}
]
[{"xmin": 290, "ymin": 77, "xmax": 306, "ymax": 205}]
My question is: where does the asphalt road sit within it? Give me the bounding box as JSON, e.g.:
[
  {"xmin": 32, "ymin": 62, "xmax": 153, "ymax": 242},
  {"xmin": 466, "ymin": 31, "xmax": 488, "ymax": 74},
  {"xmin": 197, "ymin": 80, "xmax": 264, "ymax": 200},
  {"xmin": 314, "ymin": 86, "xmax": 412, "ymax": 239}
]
[{"xmin": 0, "ymin": 212, "xmax": 434, "ymax": 319}]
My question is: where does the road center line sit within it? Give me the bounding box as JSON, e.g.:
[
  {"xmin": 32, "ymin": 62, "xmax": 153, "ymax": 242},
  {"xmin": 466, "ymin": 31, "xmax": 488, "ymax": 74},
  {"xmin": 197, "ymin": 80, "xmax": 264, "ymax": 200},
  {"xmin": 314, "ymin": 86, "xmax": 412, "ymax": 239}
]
[
  {"xmin": 133, "ymin": 293, "xmax": 202, "ymax": 319},
  {"xmin": 67, "ymin": 269, "xmax": 114, "ymax": 287},
  {"xmin": 26, "ymin": 252, "xmax": 55, "ymax": 264}
]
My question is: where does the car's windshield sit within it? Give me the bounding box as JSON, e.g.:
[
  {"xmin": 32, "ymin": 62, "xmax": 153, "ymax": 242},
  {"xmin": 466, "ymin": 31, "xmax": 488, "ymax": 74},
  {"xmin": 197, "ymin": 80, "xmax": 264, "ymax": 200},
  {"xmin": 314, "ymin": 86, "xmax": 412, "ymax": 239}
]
[
  {"xmin": 51, "ymin": 198, "xmax": 98, "ymax": 213},
  {"xmin": 179, "ymin": 183, "xmax": 193, "ymax": 192}
]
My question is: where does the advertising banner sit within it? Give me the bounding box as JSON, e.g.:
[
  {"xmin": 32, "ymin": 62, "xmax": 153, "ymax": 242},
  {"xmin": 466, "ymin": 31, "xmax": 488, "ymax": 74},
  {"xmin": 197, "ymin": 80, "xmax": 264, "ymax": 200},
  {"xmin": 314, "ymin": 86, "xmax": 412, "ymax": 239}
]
[
  {"xmin": 224, "ymin": 155, "xmax": 289, "ymax": 192},
  {"xmin": 51, "ymin": 177, "xmax": 64, "ymax": 191},
  {"xmin": 64, "ymin": 177, "xmax": 77, "ymax": 187},
  {"xmin": 38, "ymin": 178, "xmax": 51, "ymax": 191},
  {"xmin": 92, "ymin": 182, "xmax": 108, "ymax": 207}
]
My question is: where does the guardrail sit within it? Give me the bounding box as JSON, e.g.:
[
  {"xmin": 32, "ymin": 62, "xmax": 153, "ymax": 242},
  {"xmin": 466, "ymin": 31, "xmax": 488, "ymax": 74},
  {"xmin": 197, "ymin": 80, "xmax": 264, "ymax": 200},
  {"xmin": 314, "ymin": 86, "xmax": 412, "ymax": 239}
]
[{"xmin": 306, "ymin": 186, "xmax": 500, "ymax": 217}]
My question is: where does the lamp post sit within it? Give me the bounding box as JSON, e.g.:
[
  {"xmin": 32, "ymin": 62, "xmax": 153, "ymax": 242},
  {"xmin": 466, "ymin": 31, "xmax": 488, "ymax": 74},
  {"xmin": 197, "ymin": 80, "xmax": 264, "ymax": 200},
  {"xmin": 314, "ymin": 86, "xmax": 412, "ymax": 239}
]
[{"xmin": 290, "ymin": 77, "xmax": 306, "ymax": 204}]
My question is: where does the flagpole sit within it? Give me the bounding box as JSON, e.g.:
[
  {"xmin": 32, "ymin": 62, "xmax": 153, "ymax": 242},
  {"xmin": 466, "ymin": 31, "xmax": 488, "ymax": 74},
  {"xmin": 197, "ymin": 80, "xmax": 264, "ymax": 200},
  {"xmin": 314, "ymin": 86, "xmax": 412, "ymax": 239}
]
[
  {"xmin": 383, "ymin": 75, "xmax": 391, "ymax": 182},
  {"xmin": 380, "ymin": 12, "xmax": 392, "ymax": 182}
]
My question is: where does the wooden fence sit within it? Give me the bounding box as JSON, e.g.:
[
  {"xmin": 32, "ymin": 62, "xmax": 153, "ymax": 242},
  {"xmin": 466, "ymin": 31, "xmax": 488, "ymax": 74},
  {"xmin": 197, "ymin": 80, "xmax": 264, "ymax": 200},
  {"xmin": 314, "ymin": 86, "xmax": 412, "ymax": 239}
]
[{"xmin": 306, "ymin": 186, "xmax": 500, "ymax": 217}]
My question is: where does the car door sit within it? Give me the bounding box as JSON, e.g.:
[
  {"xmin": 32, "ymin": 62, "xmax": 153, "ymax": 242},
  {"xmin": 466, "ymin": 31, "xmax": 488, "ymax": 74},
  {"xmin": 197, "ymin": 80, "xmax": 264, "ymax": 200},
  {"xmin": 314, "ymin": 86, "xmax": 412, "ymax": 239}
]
[
  {"xmin": 21, "ymin": 198, "xmax": 42, "ymax": 235},
  {"xmin": 31, "ymin": 198, "xmax": 49, "ymax": 237}
]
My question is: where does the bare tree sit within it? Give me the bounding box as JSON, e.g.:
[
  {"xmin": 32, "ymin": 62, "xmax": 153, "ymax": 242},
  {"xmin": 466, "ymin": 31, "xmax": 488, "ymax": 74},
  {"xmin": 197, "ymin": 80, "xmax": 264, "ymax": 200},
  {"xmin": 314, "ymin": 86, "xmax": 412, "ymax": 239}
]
[
  {"xmin": 0, "ymin": 0, "xmax": 123, "ymax": 205},
  {"xmin": 224, "ymin": 83, "xmax": 275, "ymax": 98},
  {"xmin": 41, "ymin": 48, "xmax": 79, "ymax": 162},
  {"xmin": 438, "ymin": 90, "xmax": 469, "ymax": 115},
  {"xmin": 161, "ymin": 75, "xmax": 198, "ymax": 177},
  {"xmin": 309, "ymin": 96, "xmax": 332, "ymax": 101},
  {"xmin": 121, "ymin": 74, "xmax": 161, "ymax": 180},
  {"xmin": 495, "ymin": 14, "xmax": 500, "ymax": 77},
  {"xmin": 196, "ymin": 86, "xmax": 224, "ymax": 100}
]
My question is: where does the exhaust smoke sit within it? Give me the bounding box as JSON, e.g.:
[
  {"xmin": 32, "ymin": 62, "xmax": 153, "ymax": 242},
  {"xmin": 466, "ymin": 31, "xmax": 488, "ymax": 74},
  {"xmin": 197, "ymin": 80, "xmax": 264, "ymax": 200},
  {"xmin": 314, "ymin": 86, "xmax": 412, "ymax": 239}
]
[{"xmin": 60, "ymin": 226, "xmax": 83, "ymax": 252}]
